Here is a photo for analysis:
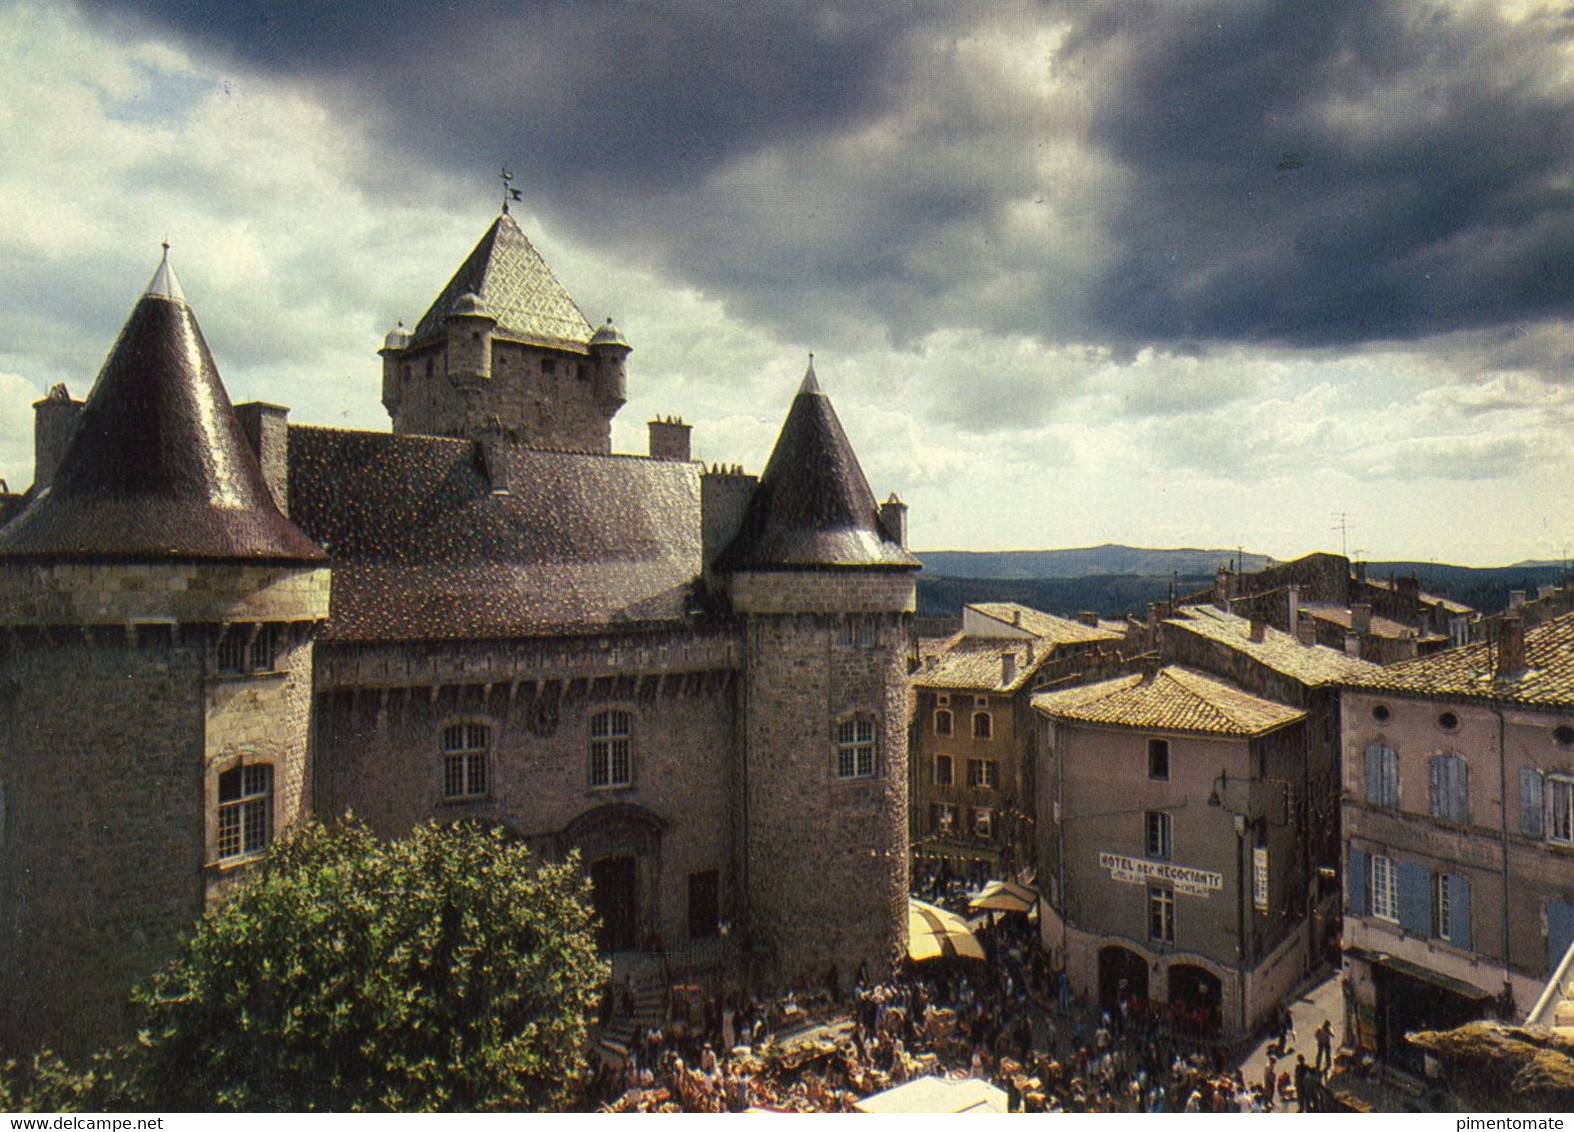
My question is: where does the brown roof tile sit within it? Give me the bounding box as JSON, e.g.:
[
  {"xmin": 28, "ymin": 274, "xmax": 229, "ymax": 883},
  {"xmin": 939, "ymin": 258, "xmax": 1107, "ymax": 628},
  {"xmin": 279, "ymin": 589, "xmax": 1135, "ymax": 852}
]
[
  {"xmin": 1032, "ymin": 666, "xmax": 1305, "ymax": 736},
  {"xmin": 1347, "ymin": 611, "xmax": 1574, "ymax": 706},
  {"xmin": 1166, "ymin": 605, "xmax": 1384, "ymax": 685},
  {"xmin": 967, "ymin": 602, "xmax": 1124, "ymax": 646},
  {"xmin": 916, "ymin": 638, "xmax": 1050, "ymax": 693}
]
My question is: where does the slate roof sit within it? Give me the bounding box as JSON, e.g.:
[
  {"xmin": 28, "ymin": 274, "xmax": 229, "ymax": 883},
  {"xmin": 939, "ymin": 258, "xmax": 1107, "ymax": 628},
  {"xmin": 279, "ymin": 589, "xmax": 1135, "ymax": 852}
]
[
  {"xmin": 1032, "ymin": 666, "xmax": 1306, "ymax": 737},
  {"xmin": 286, "ymin": 426, "xmax": 702, "ymax": 641},
  {"xmin": 0, "ymin": 256, "xmax": 323, "ymax": 564},
  {"xmin": 1166, "ymin": 605, "xmax": 1383, "ymax": 685},
  {"xmin": 411, "ymin": 212, "xmax": 597, "ymax": 351},
  {"xmin": 917, "ymin": 637, "xmax": 1049, "ymax": 693},
  {"xmin": 968, "ymin": 602, "xmax": 1124, "ymax": 646},
  {"xmin": 716, "ymin": 364, "xmax": 919, "ymax": 572},
  {"xmin": 1345, "ymin": 611, "xmax": 1574, "ymax": 707}
]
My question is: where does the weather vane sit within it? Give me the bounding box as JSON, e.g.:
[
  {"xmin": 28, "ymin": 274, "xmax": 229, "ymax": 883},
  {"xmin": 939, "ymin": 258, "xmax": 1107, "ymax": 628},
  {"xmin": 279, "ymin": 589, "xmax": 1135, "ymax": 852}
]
[{"xmin": 500, "ymin": 167, "xmax": 522, "ymax": 214}]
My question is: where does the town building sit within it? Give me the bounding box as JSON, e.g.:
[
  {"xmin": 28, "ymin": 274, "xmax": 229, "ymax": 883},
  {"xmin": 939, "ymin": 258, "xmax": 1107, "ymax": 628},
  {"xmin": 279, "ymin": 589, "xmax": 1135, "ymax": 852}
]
[
  {"xmin": 0, "ymin": 212, "xmax": 918, "ymax": 1057},
  {"xmin": 1338, "ymin": 612, "xmax": 1574, "ymax": 1074},
  {"xmin": 1032, "ymin": 665, "xmax": 1312, "ymax": 1038},
  {"xmin": 909, "ymin": 603, "xmax": 1124, "ymax": 880},
  {"xmin": 1161, "ymin": 603, "xmax": 1386, "ymax": 966}
]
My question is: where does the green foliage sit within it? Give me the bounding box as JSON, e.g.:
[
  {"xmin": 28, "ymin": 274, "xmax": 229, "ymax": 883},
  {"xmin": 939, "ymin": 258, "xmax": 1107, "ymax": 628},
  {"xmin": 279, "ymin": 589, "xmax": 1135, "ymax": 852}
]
[
  {"xmin": 0, "ymin": 1048, "xmax": 129, "ymax": 1112},
  {"xmin": 130, "ymin": 818, "xmax": 607, "ymax": 1112}
]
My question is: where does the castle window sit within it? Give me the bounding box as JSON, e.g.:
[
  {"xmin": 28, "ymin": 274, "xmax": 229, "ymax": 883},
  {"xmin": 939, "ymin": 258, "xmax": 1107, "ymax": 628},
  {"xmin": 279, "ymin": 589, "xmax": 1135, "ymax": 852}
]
[
  {"xmin": 934, "ymin": 709, "xmax": 953, "ymax": 736},
  {"xmin": 217, "ymin": 765, "xmax": 272, "ymax": 861},
  {"xmin": 836, "ymin": 717, "xmax": 877, "ymax": 779},
  {"xmin": 933, "ymin": 803, "xmax": 956, "ymax": 834},
  {"xmin": 1148, "ymin": 738, "xmax": 1170, "ymax": 780},
  {"xmin": 1549, "ymin": 776, "xmax": 1574, "ymax": 845},
  {"xmin": 967, "ymin": 758, "xmax": 998, "ymax": 789},
  {"xmin": 442, "ymin": 722, "xmax": 490, "ymax": 799},
  {"xmin": 934, "ymin": 755, "xmax": 953, "ymax": 786},
  {"xmin": 972, "ymin": 711, "xmax": 993, "ymax": 740},
  {"xmin": 249, "ymin": 625, "xmax": 276, "ymax": 672},
  {"xmin": 590, "ymin": 710, "xmax": 633, "ymax": 788},
  {"xmin": 1369, "ymin": 853, "xmax": 1399, "ymax": 922},
  {"xmin": 839, "ymin": 616, "xmax": 876, "ymax": 648}
]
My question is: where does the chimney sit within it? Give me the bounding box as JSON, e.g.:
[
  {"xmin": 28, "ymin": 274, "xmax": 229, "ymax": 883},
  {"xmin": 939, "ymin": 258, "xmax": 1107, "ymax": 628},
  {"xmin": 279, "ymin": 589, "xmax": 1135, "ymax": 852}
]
[
  {"xmin": 1344, "ymin": 632, "xmax": 1361, "ymax": 656},
  {"xmin": 1249, "ymin": 615, "xmax": 1266, "ymax": 643},
  {"xmin": 233, "ymin": 401, "xmax": 291, "ymax": 515},
  {"xmin": 1012, "ymin": 608, "xmax": 1022, "ymax": 627},
  {"xmin": 1214, "ymin": 567, "xmax": 1232, "ymax": 612},
  {"xmin": 1510, "ymin": 590, "xmax": 1527, "ymax": 609},
  {"xmin": 1077, "ymin": 611, "xmax": 1099, "ymax": 627},
  {"xmin": 1026, "ymin": 640, "xmax": 1035, "ymax": 665},
  {"xmin": 1287, "ymin": 584, "xmax": 1300, "ymax": 640},
  {"xmin": 1296, "ymin": 618, "xmax": 1317, "ymax": 646},
  {"xmin": 1539, "ymin": 584, "xmax": 1557, "ymax": 601},
  {"xmin": 1496, "ymin": 615, "xmax": 1526, "ymax": 679},
  {"xmin": 32, "ymin": 384, "xmax": 82, "ymax": 493},
  {"xmin": 648, "ymin": 416, "xmax": 692, "ymax": 461},
  {"xmin": 701, "ymin": 465, "xmax": 758, "ymax": 579},
  {"xmin": 1001, "ymin": 652, "xmax": 1017, "ymax": 687},
  {"xmin": 1351, "ymin": 603, "xmax": 1372, "ymax": 634},
  {"xmin": 879, "ymin": 493, "xmax": 909, "ymax": 549}
]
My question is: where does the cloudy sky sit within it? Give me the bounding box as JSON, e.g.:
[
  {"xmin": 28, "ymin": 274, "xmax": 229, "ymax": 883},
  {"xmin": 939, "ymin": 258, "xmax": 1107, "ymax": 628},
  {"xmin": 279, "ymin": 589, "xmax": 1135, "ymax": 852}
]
[{"xmin": 2, "ymin": 0, "xmax": 1572, "ymax": 565}]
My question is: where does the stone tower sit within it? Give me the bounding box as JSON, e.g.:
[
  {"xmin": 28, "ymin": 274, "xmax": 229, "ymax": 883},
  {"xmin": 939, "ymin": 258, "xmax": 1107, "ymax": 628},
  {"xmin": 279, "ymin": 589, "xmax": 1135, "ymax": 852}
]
[
  {"xmin": 0, "ymin": 252, "xmax": 329, "ymax": 1057},
  {"xmin": 717, "ymin": 362, "xmax": 918, "ymax": 988},
  {"xmin": 379, "ymin": 211, "xmax": 629, "ymax": 451}
]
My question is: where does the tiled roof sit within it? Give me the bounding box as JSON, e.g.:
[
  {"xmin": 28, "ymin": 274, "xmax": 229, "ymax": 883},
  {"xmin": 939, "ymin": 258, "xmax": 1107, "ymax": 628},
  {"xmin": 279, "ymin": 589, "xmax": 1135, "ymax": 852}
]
[
  {"xmin": 287, "ymin": 426, "xmax": 702, "ymax": 641},
  {"xmin": 1303, "ymin": 604, "xmax": 1415, "ymax": 640},
  {"xmin": 916, "ymin": 638, "xmax": 1049, "ymax": 693},
  {"xmin": 411, "ymin": 213, "xmax": 596, "ymax": 350},
  {"xmin": 968, "ymin": 603, "xmax": 1124, "ymax": 646},
  {"xmin": 0, "ymin": 258, "xmax": 323, "ymax": 564},
  {"xmin": 1166, "ymin": 606, "xmax": 1384, "ymax": 685},
  {"xmin": 1346, "ymin": 611, "xmax": 1574, "ymax": 707},
  {"xmin": 716, "ymin": 364, "xmax": 919, "ymax": 572},
  {"xmin": 1362, "ymin": 575, "xmax": 1474, "ymax": 615},
  {"xmin": 1032, "ymin": 666, "xmax": 1305, "ymax": 737}
]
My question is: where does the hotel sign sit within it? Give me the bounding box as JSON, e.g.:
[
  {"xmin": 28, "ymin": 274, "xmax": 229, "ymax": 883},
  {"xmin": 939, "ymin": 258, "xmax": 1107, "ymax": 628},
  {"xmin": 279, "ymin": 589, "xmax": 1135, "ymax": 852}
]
[{"xmin": 1098, "ymin": 852, "xmax": 1224, "ymax": 898}]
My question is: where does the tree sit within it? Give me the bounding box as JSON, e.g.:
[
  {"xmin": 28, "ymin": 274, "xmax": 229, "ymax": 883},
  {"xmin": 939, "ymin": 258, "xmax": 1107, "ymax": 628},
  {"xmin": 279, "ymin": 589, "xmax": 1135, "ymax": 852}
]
[{"xmin": 130, "ymin": 818, "xmax": 607, "ymax": 1111}]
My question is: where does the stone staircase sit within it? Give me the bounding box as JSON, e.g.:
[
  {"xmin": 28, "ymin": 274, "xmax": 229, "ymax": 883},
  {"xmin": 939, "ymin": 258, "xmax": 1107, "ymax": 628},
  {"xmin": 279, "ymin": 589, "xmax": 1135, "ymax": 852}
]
[{"xmin": 597, "ymin": 957, "xmax": 668, "ymax": 1067}]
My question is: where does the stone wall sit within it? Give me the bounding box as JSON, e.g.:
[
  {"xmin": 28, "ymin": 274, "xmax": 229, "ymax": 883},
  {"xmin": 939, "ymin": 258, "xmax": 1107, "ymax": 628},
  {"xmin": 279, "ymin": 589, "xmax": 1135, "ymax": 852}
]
[
  {"xmin": 313, "ymin": 630, "xmax": 739, "ymax": 952},
  {"xmin": 0, "ymin": 634, "xmax": 208, "ymax": 1057},
  {"xmin": 0, "ymin": 562, "xmax": 330, "ymax": 627},
  {"xmin": 740, "ymin": 610, "xmax": 911, "ymax": 990},
  {"xmin": 727, "ymin": 571, "xmax": 917, "ymax": 616}
]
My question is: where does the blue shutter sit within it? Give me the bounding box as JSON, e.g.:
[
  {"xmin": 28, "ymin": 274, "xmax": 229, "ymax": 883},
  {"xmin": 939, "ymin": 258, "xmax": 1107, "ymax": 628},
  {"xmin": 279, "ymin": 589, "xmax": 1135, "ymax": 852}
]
[
  {"xmin": 1429, "ymin": 756, "xmax": 1444, "ymax": 818},
  {"xmin": 1447, "ymin": 874, "xmax": 1472, "ymax": 951},
  {"xmin": 1522, "ymin": 769, "xmax": 1545, "ymax": 837},
  {"xmin": 1348, "ymin": 847, "xmax": 1367, "ymax": 918},
  {"xmin": 1548, "ymin": 901, "xmax": 1574, "ymax": 977},
  {"xmin": 1452, "ymin": 758, "xmax": 1468, "ymax": 823},
  {"xmin": 1365, "ymin": 746, "xmax": 1382, "ymax": 805},
  {"xmin": 1397, "ymin": 861, "xmax": 1431, "ymax": 935}
]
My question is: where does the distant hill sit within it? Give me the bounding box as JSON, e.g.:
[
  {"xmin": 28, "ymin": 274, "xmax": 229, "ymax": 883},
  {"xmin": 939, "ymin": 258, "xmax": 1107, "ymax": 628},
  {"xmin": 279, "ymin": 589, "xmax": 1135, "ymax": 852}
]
[
  {"xmin": 911, "ymin": 548, "xmax": 1571, "ymax": 620},
  {"xmin": 916, "ymin": 544, "xmax": 1275, "ymax": 579}
]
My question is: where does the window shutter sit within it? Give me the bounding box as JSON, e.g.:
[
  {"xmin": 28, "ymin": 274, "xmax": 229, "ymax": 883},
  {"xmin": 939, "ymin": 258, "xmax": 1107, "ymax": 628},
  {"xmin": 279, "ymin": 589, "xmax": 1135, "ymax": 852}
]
[
  {"xmin": 1447, "ymin": 874, "xmax": 1472, "ymax": 951},
  {"xmin": 1365, "ymin": 746, "xmax": 1380, "ymax": 804},
  {"xmin": 1548, "ymin": 900, "xmax": 1574, "ymax": 978},
  {"xmin": 1429, "ymin": 755, "xmax": 1443, "ymax": 818},
  {"xmin": 1521, "ymin": 768, "xmax": 1545, "ymax": 837},
  {"xmin": 1398, "ymin": 861, "xmax": 1431, "ymax": 935},
  {"xmin": 1348, "ymin": 847, "xmax": 1367, "ymax": 918},
  {"xmin": 1452, "ymin": 758, "xmax": 1468, "ymax": 823}
]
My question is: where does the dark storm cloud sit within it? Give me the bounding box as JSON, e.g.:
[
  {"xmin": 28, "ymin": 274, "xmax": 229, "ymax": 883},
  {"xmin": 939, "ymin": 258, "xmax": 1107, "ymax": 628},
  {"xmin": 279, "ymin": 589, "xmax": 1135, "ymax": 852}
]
[
  {"xmin": 79, "ymin": 0, "xmax": 1574, "ymax": 353},
  {"xmin": 1072, "ymin": 0, "xmax": 1574, "ymax": 346}
]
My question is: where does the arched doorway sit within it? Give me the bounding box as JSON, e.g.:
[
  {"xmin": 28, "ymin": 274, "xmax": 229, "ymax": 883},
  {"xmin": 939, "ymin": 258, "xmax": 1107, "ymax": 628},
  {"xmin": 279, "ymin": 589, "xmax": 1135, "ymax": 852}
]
[
  {"xmin": 1098, "ymin": 944, "xmax": 1150, "ymax": 1015},
  {"xmin": 560, "ymin": 803, "xmax": 665, "ymax": 953},
  {"xmin": 1167, "ymin": 962, "xmax": 1223, "ymax": 1038}
]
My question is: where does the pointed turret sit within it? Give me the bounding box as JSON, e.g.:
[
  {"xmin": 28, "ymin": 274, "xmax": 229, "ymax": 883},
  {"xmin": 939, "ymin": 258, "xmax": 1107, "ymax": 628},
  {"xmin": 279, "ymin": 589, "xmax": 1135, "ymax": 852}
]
[
  {"xmin": 0, "ymin": 252, "xmax": 322, "ymax": 562},
  {"xmin": 411, "ymin": 211, "xmax": 595, "ymax": 349},
  {"xmin": 717, "ymin": 361, "xmax": 918, "ymax": 571}
]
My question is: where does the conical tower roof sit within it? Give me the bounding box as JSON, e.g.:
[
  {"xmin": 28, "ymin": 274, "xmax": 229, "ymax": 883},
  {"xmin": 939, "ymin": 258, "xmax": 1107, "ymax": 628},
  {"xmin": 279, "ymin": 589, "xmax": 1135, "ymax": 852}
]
[
  {"xmin": 717, "ymin": 362, "xmax": 918, "ymax": 571},
  {"xmin": 412, "ymin": 212, "xmax": 596, "ymax": 349},
  {"xmin": 0, "ymin": 253, "xmax": 324, "ymax": 563}
]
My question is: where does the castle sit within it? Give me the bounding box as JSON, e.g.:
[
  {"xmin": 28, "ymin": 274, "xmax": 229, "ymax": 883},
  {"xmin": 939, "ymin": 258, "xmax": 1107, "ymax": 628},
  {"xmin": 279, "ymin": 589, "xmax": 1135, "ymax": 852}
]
[{"xmin": 0, "ymin": 211, "xmax": 917, "ymax": 1057}]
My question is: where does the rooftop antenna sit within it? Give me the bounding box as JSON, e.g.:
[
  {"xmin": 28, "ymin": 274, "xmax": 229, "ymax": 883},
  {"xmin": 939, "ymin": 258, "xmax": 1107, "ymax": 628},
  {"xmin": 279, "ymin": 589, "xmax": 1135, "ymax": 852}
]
[
  {"xmin": 500, "ymin": 167, "xmax": 522, "ymax": 214},
  {"xmin": 1331, "ymin": 512, "xmax": 1351, "ymax": 559}
]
